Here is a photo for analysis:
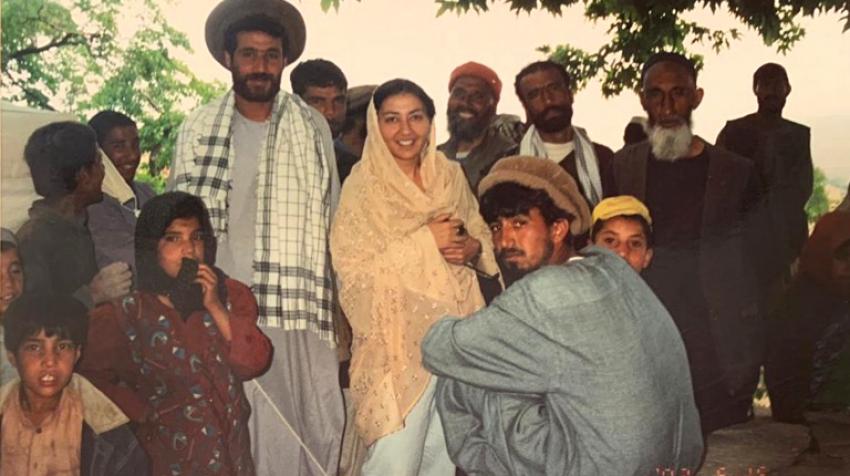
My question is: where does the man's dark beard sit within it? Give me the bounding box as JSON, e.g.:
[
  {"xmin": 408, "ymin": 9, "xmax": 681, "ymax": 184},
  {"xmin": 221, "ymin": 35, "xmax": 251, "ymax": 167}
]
[
  {"xmin": 496, "ymin": 240, "xmax": 554, "ymax": 288},
  {"xmin": 532, "ymin": 105, "xmax": 573, "ymax": 134},
  {"xmin": 232, "ymin": 71, "xmax": 281, "ymax": 102},
  {"xmin": 447, "ymin": 107, "xmax": 491, "ymax": 143}
]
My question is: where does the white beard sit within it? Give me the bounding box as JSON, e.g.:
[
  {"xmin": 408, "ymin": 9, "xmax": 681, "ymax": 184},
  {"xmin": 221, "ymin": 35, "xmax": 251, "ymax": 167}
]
[{"xmin": 648, "ymin": 123, "xmax": 693, "ymax": 161}]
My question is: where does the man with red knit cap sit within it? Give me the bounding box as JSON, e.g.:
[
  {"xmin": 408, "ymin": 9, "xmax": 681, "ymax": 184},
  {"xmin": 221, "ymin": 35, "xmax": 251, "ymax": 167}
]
[{"xmin": 438, "ymin": 61, "xmax": 523, "ymax": 189}]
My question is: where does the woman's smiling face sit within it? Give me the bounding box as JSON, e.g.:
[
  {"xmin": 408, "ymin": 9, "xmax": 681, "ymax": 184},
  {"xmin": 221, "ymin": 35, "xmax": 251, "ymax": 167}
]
[{"xmin": 377, "ymin": 92, "xmax": 431, "ymax": 164}]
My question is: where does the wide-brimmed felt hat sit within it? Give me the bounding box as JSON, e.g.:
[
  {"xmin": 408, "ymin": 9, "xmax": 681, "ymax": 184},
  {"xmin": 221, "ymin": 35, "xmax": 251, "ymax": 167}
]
[
  {"xmin": 205, "ymin": 0, "xmax": 306, "ymax": 68},
  {"xmin": 478, "ymin": 156, "xmax": 591, "ymax": 236}
]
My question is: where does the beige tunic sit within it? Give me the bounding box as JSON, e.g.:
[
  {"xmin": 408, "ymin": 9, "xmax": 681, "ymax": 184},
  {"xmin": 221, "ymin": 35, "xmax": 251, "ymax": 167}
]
[{"xmin": 1, "ymin": 384, "xmax": 83, "ymax": 476}]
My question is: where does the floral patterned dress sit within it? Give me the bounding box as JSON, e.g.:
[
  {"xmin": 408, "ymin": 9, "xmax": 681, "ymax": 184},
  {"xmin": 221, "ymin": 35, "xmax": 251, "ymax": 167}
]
[{"xmin": 80, "ymin": 279, "xmax": 271, "ymax": 476}]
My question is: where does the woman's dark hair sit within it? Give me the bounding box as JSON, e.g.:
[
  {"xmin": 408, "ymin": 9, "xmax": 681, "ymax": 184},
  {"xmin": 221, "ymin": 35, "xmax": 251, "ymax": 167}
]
[
  {"xmin": 134, "ymin": 192, "xmax": 219, "ymax": 294},
  {"xmin": 373, "ymin": 79, "xmax": 436, "ymax": 120},
  {"xmin": 590, "ymin": 214, "xmax": 654, "ymax": 248},
  {"xmin": 0, "ymin": 241, "xmax": 16, "ymax": 253},
  {"xmin": 88, "ymin": 110, "xmax": 137, "ymax": 147},
  {"xmin": 3, "ymin": 294, "xmax": 88, "ymax": 354},
  {"xmin": 24, "ymin": 121, "xmax": 98, "ymax": 199}
]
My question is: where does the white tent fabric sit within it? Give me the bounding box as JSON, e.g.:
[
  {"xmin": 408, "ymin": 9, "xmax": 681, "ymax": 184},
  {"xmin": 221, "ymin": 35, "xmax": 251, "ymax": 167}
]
[{"xmin": 0, "ymin": 101, "xmax": 131, "ymax": 231}]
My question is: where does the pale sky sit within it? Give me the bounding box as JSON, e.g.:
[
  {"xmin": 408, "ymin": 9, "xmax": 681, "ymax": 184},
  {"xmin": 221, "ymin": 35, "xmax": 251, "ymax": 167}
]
[{"xmin": 165, "ymin": 0, "xmax": 850, "ymax": 183}]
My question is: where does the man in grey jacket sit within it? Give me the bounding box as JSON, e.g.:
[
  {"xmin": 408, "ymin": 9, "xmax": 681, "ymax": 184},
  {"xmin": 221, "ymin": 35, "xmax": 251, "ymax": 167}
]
[{"xmin": 421, "ymin": 156, "xmax": 704, "ymax": 475}]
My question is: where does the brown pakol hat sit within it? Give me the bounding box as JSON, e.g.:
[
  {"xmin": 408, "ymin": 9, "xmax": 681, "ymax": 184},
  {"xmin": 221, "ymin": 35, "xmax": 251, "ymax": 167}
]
[
  {"xmin": 478, "ymin": 155, "xmax": 591, "ymax": 236},
  {"xmin": 205, "ymin": 0, "xmax": 306, "ymax": 68},
  {"xmin": 346, "ymin": 85, "xmax": 378, "ymax": 114}
]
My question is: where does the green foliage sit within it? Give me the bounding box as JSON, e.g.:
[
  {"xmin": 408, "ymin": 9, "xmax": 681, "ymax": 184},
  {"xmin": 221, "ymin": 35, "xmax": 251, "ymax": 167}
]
[
  {"xmin": 322, "ymin": 0, "xmax": 849, "ymax": 96},
  {"xmin": 2, "ymin": 0, "xmax": 226, "ymax": 179},
  {"xmin": 806, "ymin": 167, "xmax": 830, "ymax": 224},
  {"xmin": 136, "ymin": 162, "xmax": 167, "ymax": 194}
]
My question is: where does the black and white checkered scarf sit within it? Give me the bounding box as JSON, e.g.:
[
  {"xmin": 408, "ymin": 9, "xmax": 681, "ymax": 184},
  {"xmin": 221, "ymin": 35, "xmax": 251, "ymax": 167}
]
[{"xmin": 172, "ymin": 90, "xmax": 335, "ymax": 344}]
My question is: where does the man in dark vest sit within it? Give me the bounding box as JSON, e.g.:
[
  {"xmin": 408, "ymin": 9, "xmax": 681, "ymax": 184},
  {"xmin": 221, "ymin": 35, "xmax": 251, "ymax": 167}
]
[
  {"xmin": 716, "ymin": 63, "xmax": 813, "ymax": 309},
  {"xmin": 611, "ymin": 52, "xmax": 762, "ymax": 434}
]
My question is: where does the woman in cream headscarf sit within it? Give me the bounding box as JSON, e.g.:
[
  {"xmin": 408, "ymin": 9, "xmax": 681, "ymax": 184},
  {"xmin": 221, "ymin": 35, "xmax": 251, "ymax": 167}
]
[{"xmin": 330, "ymin": 79, "xmax": 498, "ymax": 475}]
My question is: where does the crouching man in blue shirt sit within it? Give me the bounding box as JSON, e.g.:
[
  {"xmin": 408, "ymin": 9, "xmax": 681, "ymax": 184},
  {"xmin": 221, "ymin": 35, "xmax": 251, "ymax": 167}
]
[{"xmin": 421, "ymin": 156, "xmax": 704, "ymax": 475}]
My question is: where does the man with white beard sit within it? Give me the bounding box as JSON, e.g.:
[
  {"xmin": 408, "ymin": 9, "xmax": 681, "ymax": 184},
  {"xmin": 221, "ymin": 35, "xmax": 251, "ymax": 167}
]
[{"xmin": 611, "ymin": 52, "xmax": 763, "ymax": 435}]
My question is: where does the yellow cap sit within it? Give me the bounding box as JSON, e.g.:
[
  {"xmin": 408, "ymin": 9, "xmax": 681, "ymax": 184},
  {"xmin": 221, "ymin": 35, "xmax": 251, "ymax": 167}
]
[{"xmin": 591, "ymin": 195, "xmax": 652, "ymax": 227}]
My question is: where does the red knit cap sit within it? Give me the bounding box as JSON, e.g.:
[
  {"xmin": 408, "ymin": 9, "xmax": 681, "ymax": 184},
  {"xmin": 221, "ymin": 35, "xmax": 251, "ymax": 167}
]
[{"xmin": 449, "ymin": 62, "xmax": 502, "ymax": 102}]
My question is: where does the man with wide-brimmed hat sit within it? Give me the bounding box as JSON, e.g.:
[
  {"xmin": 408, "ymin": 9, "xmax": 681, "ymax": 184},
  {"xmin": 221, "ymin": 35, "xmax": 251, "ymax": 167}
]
[
  {"xmin": 420, "ymin": 156, "xmax": 703, "ymax": 475},
  {"xmin": 168, "ymin": 1, "xmax": 344, "ymax": 474}
]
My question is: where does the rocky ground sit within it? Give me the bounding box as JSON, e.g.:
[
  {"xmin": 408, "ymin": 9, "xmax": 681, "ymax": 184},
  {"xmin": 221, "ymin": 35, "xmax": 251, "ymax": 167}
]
[{"xmin": 698, "ymin": 410, "xmax": 850, "ymax": 475}]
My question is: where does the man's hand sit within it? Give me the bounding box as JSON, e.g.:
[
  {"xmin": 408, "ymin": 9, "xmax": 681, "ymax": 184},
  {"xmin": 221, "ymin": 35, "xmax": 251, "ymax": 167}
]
[{"xmin": 90, "ymin": 262, "xmax": 132, "ymax": 304}]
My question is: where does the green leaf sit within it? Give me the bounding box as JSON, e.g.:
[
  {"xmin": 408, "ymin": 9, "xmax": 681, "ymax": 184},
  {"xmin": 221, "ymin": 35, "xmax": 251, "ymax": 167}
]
[
  {"xmin": 3, "ymin": 0, "xmax": 225, "ymax": 181},
  {"xmin": 321, "ymin": 0, "xmax": 848, "ymax": 97}
]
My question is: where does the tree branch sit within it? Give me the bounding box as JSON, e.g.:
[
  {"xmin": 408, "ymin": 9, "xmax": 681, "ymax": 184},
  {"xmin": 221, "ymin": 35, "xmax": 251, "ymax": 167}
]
[{"xmin": 7, "ymin": 33, "xmax": 89, "ymax": 63}]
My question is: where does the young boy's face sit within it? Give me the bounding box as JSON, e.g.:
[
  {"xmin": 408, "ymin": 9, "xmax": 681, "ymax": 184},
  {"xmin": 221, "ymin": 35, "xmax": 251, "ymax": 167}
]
[
  {"xmin": 593, "ymin": 216, "xmax": 653, "ymax": 273},
  {"xmin": 9, "ymin": 330, "xmax": 80, "ymax": 409},
  {"xmin": 101, "ymin": 125, "xmax": 141, "ymax": 185},
  {"xmin": 0, "ymin": 248, "xmax": 24, "ymax": 315}
]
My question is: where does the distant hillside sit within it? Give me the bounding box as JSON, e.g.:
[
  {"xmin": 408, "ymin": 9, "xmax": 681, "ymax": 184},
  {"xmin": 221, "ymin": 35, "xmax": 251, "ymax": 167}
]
[
  {"xmin": 809, "ymin": 115, "xmax": 850, "ymax": 186},
  {"xmin": 828, "ymin": 177, "xmax": 848, "ymax": 189},
  {"xmin": 826, "ymin": 183, "xmax": 847, "ymax": 209}
]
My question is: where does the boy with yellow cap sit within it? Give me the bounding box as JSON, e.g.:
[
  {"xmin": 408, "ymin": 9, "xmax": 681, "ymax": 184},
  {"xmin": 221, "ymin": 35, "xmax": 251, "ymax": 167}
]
[{"xmin": 590, "ymin": 195, "xmax": 654, "ymax": 273}]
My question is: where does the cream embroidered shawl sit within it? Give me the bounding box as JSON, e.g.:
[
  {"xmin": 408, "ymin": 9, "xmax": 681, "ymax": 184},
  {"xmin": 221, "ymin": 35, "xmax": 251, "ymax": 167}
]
[{"xmin": 330, "ymin": 100, "xmax": 498, "ymax": 446}]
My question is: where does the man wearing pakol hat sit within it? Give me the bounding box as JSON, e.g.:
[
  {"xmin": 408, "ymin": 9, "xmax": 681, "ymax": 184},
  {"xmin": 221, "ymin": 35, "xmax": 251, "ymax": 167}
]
[
  {"xmin": 515, "ymin": 60, "xmax": 615, "ymax": 209},
  {"xmin": 335, "ymin": 84, "xmax": 376, "ymax": 184},
  {"xmin": 167, "ymin": 1, "xmax": 344, "ymax": 474},
  {"xmin": 438, "ymin": 61, "xmax": 523, "ymax": 190},
  {"xmin": 590, "ymin": 195, "xmax": 655, "ymax": 273},
  {"xmin": 421, "ymin": 156, "xmax": 703, "ymax": 475}
]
